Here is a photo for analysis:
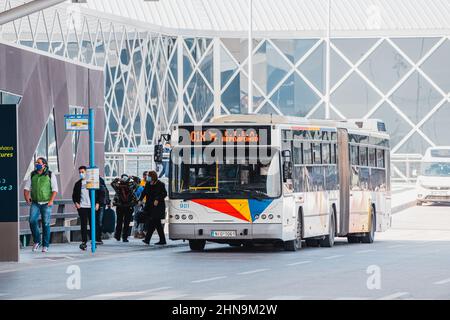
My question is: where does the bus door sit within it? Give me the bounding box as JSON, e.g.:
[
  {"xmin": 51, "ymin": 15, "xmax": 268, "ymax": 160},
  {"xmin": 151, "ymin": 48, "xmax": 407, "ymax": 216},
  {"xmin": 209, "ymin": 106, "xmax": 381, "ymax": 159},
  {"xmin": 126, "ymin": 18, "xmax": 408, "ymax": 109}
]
[{"xmin": 337, "ymin": 128, "xmax": 350, "ymax": 236}]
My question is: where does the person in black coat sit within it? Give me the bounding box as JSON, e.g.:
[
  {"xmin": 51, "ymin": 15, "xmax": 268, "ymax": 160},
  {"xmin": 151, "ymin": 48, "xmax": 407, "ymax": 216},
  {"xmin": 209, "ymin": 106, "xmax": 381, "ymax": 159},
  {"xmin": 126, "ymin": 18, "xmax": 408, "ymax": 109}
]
[
  {"xmin": 140, "ymin": 170, "xmax": 168, "ymax": 245},
  {"xmin": 72, "ymin": 166, "xmax": 105, "ymax": 250}
]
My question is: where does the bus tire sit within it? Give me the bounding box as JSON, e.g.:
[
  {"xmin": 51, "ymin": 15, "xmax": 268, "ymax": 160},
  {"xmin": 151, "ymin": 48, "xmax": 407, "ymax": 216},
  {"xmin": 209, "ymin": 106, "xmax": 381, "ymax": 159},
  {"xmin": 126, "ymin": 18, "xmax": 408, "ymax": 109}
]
[
  {"xmin": 361, "ymin": 207, "xmax": 376, "ymax": 244},
  {"xmin": 284, "ymin": 212, "xmax": 302, "ymax": 251},
  {"xmin": 416, "ymin": 200, "xmax": 423, "ymax": 206},
  {"xmin": 320, "ymin": 210, "xmax": 336, "ymax": 248},
  {"xmin": 189, "ymin": 240, "xmax": 206, "ymax": 251}
]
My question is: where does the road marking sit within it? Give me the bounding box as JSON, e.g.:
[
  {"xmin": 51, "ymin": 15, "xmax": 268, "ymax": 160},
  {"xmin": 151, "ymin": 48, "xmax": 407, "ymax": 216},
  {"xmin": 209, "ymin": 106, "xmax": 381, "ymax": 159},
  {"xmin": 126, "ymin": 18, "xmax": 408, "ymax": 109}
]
[
  {"xmin": 237, "ymin": 269, "xmax": 269, "ymax": 275},
  {"xmin": 434, "ymin": 278, "xmax": 450, "ymax": 285},
  {"xmin": 388, "ymin": 244, "xmax": 406, "ymax": 248},
  {"xmin": 286, "ymin": 261, "xmax": 312, "ymax": 266},
  {"xmin": 334, "ymin": 297, "xmax": 371, "ymax": 300},
  {"xmin": 80, "ymin": 287, "xmax": 172, "ymax": 300},
  {"xmin": 191, "ymin": 276, "xmax": 227, "ymax": 283},
  {"xmin": 378, "ymin": 292, "xmax": 410, "ymax": 300},
  {"xmin": 356, "ymin": 249, "xmax": 376, "ymax": 254},
  {"xmin": 323, "ymin": 255, "xmax": 344, "ymax": 260}
]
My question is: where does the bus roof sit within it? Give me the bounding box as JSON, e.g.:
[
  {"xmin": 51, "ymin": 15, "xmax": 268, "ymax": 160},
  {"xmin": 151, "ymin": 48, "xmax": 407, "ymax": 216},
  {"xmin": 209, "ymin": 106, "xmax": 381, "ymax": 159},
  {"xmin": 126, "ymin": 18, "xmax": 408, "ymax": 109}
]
[{"xmin": 206, "ymin": 114, "xmax": 388, "ymax": 135}]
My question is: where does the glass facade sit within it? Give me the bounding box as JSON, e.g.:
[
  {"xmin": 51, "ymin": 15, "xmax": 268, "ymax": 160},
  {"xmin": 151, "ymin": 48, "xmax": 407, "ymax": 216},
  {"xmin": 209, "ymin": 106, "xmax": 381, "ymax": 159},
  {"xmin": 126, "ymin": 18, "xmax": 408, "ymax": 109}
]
[{"xmin": 1, "ymin": 2, "xmax": 449, "ymax": 181}]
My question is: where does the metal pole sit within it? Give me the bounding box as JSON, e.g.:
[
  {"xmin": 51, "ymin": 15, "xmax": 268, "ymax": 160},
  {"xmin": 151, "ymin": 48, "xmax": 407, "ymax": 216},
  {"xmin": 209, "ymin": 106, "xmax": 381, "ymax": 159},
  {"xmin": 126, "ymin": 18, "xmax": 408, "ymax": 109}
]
[
  {"xmin": 89, "ymin": 107, "xmax": 96, "ymax": 253},
  {"xmin": 325, "ymin": 0, "xmax": 331, "ymax": 119},
  {"xmin": 0, "ymin": 0, "xmax": 67, "ymax": 25},
  {"xmin": 247, "ymin": 0, "xmax": 253, "ymax": 114}
]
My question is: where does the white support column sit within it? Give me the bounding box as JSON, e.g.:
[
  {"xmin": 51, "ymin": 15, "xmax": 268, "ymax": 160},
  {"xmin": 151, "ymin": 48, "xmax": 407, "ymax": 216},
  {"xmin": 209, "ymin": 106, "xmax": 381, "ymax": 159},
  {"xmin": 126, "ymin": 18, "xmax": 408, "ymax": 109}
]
[
  {"xmin": 247, "ymin": 0, "xmax": 253, "ymax": 114},
  {"xmin": 325, "ymin": 0, "xmax": 331, "ymax": 119},
  {"xmin": 177, "ymin": 36, "xmax": 184, "ymax": 124},
  {"xmin": 213, "ymin": 37, "xmax": 221, "ymax": 118}
]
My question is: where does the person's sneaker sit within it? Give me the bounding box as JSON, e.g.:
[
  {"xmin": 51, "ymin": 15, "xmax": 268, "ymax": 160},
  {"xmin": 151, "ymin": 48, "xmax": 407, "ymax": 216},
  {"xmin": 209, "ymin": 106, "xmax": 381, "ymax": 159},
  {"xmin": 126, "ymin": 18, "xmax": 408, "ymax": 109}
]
[
  {"xmin": 114, "ymin": 235, "xmax": 120, "ymax": 241},
  {"xmin": 32, "ymin": 243, "xmax": 41, "ymax": 252},
  {"xmin": 155, "ymin": 241, "xmax": 167, "ymax": 245},
  {"xmin": 96, "ymin": 240, "xmax": 104, "ymax": 245},
  {"xmin": 42, "ymin": 247, "xmax": 48, "ymax": 253},
  {"xmin": 142, "ymin": 239, "xmax": 150, "ymax": 245},
  {"xmin": 79, "ymin": 242, "xmax": 87, "ymax": 251},
  {"xmin": 122, "ymin": 239, "xmax": 129, "ymax": 243}
]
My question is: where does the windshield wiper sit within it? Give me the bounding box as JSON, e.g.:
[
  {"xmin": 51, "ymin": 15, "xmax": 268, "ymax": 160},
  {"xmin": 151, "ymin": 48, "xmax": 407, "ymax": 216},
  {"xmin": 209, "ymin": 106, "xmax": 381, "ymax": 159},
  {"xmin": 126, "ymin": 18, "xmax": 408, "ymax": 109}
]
[{"xmin": 233, "ymin": 188, "xmax": 269, "ymax": 199}]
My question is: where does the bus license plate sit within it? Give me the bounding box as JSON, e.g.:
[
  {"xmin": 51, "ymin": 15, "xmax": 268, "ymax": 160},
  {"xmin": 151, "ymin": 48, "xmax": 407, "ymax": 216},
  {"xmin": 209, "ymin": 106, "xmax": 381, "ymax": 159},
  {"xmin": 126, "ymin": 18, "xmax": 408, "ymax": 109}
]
[{"xmin": 211, "ymin": 231, "xmax": 237, "ymax": 238}]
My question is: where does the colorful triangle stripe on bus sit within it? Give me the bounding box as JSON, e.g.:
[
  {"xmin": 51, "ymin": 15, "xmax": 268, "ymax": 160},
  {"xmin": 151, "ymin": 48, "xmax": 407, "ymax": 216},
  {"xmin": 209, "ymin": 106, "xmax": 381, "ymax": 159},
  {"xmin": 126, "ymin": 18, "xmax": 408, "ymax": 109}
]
[{"xmin": 191, "ymin": 199, "xmax": 273, "ymax": 222}]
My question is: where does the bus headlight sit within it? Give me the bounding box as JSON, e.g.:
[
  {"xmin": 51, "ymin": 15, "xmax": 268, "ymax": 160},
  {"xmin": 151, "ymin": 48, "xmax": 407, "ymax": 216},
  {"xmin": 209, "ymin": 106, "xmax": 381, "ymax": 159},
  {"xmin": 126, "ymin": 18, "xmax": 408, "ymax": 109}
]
[
  {"xmin": 175, "ymin": 215, "xmax": 180, "ymax": 220},
  {"xmin": 261, "ymin": 214, "xmax": 267, "ymax": 220},
  {"xmin": 268, "ymin": 214, "xmax": 274, "ymax": 220},
  {"xmin": 188, "ymin": 215, "xmax": 194, "ymax": 220},
  {"xmin": 254, "ymin": 215, "xmax": 259, "ymax": 220},
  {"xmin": 182, "ymin": 214, "xmax": 187, "ymax": 220}
]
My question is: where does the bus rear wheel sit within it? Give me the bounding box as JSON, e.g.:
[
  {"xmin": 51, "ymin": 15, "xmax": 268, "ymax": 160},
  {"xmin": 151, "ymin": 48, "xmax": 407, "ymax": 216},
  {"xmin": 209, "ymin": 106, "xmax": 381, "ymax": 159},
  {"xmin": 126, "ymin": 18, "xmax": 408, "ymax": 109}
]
[
  {"xmin": 189, "ymin": 240, "xmax": 206, "ymax": 251},
  {"xmin": 320, "ymin": 211, "xmax": 335, "ymax": 248},
  {"xmin": 361, "ymin": 208, "xmax": 376, "ymax": 244}
]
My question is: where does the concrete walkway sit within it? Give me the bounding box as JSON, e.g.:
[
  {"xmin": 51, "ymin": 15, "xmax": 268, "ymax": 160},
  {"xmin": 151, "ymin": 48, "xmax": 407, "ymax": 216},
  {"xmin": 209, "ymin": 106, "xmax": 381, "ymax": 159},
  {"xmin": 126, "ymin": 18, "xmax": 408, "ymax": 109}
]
[{"xmin": 1, "ymin": 183, "xmax": 417, "ymax": 269}]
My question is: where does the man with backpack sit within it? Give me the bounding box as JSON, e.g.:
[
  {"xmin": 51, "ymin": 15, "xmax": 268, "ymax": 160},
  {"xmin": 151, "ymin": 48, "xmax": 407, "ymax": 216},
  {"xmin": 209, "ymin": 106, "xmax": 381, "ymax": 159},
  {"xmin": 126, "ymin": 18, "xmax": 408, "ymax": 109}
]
[
  {"xmin": 111, "ymin": 174, "xmax": 140, "ymax": 242},
  {"xmin": 23, "ymin": 157, "xmax": 58, "ymax": 253}
]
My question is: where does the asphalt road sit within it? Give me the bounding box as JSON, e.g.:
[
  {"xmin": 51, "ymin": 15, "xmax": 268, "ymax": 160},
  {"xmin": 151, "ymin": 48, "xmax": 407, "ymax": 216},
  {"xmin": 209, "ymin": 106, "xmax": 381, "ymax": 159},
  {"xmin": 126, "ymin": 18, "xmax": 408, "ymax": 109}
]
[{"xmin": 1, "ymin": 204, "xmax": 450, "ymax": 300}]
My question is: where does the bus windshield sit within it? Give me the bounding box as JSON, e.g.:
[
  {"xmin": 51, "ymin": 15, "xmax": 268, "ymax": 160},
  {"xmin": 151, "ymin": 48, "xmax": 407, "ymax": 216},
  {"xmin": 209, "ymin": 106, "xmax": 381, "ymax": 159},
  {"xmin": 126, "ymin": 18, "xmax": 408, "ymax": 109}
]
[
  {"xmin": 421, "ymin": 162, "xmax": 450, "ymax": 177},
  {"xmin": 170, "ymin": 147, "xmax": 281, "ymax": 199}
]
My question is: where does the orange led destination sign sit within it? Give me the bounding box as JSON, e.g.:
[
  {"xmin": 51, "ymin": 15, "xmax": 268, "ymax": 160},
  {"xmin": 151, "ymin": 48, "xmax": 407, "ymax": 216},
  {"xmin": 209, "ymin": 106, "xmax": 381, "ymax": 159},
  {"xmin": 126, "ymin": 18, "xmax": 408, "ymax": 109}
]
[{"xmin": 180, "ymin": 126, "xmax": 271, "ymax": 145}]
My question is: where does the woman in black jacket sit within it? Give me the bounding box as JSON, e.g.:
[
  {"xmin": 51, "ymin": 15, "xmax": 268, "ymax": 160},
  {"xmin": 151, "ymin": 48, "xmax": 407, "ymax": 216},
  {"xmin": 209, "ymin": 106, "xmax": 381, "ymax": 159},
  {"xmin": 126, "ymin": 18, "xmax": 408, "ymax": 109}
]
[{"xmin": 140, "ymin": 171, "xmax": 168, "ymax": 245}]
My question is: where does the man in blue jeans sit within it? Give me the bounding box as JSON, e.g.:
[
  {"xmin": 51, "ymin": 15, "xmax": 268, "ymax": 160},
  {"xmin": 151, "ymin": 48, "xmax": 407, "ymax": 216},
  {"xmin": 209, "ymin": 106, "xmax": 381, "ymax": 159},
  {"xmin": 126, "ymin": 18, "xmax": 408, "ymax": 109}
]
[{"xmin": 23, "ymin": 157, "xmax": 58, "ymax": 253}]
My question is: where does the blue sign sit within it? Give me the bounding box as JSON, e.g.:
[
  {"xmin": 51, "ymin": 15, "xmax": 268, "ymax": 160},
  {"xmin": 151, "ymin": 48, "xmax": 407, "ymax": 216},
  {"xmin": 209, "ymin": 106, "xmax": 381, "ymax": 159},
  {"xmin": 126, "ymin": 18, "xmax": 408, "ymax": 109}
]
[{"xmin": 64, "ymin": 114, "xmax": 89, "ymax": 131}]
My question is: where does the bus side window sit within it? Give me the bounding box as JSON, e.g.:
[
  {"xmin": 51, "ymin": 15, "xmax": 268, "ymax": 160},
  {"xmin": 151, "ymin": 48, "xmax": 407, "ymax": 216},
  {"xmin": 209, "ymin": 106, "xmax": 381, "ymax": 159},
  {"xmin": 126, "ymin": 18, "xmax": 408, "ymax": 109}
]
[
  {"xmin": 303, "ymin": 143, "xmax": 312, "ymax": 164},
  {"xmin": 368, "ymin": 148, "xmax": 376, "ymax": 167},
  {"xmin": 322, "ymin": 143, "xmax": 331, "ymax": 164},
  {"xmin": 377, "ymin": 149, "xmax": 385, "ymax": 168},
  {"xmin": 313, "ymin": 143, "xmax": 322, "ymax": 164},
  {"xmin": 360, "ymin": 146, "xmax": 368, "ymax": 167},
  {"xmin": 331, "ymin": 144, "xmax": 337, "ymax": 164},
  {"xmin": 350, "ymin": 145, "xmax": 359, "ymax": 165}
]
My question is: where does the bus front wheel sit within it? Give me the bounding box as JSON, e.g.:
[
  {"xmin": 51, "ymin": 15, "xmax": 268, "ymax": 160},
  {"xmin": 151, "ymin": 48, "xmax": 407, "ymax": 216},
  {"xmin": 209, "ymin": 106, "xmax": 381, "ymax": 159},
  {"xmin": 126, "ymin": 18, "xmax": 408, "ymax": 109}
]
[{"xmin": 189, "ymin": 240, "xmax": 206, "ymax": 251}]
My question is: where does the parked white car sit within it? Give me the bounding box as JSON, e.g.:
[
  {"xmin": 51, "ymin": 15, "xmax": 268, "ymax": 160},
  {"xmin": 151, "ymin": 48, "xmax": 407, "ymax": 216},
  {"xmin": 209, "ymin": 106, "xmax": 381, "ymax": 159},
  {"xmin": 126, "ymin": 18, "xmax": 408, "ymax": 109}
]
[{"xmin": 416, "ymin": 147, "xmax": 450, "ymax": 206}]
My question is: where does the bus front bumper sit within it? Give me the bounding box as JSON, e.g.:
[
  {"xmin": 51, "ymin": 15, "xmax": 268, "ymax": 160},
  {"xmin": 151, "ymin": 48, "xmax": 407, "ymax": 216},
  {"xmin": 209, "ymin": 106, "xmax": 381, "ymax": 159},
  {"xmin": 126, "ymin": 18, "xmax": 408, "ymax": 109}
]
[{"xmin": 169, "ymin": 223, "xmax": 283, "ymax": 241}]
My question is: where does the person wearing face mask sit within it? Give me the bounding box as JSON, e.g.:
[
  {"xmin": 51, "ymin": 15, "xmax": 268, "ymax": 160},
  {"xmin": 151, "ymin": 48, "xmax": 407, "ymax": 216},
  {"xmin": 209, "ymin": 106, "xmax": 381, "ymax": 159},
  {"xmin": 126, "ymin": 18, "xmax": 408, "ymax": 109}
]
[
  {"xmin": 140, "ymin": 170, "xmax": 168, "ymax": 245},
  {"xmin": 72, "ymin": 166, "xmax": 103, "ymax": 250},
  {"xmin": 23, "ymin": 157, "xmax": 59, "ymax": 253}
]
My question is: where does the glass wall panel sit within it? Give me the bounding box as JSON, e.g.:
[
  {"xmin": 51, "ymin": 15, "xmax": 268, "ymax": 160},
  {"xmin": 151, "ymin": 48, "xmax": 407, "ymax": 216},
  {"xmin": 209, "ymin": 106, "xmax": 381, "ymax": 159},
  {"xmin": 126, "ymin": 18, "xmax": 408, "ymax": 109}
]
[
  {"xmin": 360, "ymin": 40, "xmax": 411, "ymax": 93},
  {"xmin": 390, "ymin": 71, "xmax": 442, "ymax": 124},
  {"xmin": 421, "ymin": 40, "xmax": 450, "ymax": 93}
]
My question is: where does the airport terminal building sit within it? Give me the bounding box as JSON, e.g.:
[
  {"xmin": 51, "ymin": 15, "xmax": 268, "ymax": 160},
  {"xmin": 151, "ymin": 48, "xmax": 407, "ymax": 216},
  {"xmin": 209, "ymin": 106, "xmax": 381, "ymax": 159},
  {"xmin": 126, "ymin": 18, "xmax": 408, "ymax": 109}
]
[{"xmin": 1, "ymin": 0, "xmax": 450, "ymax": 182}]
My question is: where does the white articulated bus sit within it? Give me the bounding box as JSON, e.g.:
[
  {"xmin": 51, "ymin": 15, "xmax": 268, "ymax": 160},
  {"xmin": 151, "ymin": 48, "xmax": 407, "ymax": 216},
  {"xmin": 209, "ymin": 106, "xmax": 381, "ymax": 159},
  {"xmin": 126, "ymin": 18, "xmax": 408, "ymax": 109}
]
[
  {"xmin": 168, "ymin": 115, "xmax": 391, "ymax": 251},
  {"xmin": 416, "ymin": 147, "xmax": 450, "ymax": 205}
]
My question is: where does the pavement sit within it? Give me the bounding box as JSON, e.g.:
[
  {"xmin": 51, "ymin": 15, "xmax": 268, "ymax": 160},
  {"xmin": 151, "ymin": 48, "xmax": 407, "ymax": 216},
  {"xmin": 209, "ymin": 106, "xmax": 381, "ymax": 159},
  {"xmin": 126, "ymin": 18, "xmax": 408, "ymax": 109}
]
[{"xmin": 3, "ymin": 184, "xmax": 447, "ymax": 300}]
